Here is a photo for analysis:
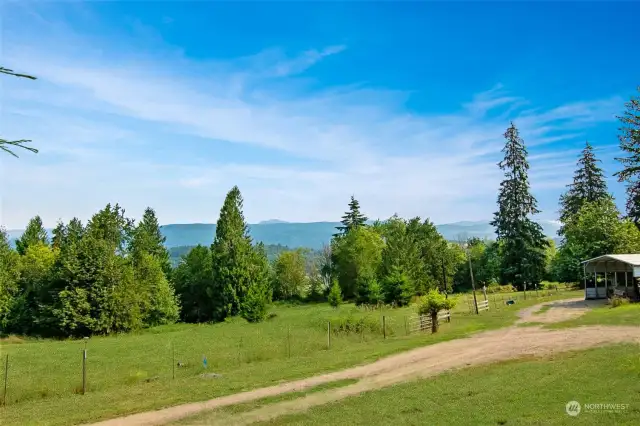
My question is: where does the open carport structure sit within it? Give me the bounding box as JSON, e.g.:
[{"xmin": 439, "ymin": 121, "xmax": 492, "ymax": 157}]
[{"xmin": 582, "ymin": 254, "xmax": 640, "ymax": 300}]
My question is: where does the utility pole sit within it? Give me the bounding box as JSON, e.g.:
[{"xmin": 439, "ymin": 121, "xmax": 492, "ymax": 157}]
[{"xmin": 465, "ymin": 243, "xmax": 479, "ymax": 314}]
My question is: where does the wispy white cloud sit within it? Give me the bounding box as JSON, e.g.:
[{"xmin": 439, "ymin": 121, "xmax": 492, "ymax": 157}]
[{"xmin": 0, "ymin": 3, "xmax": 623, "ymax": 229}]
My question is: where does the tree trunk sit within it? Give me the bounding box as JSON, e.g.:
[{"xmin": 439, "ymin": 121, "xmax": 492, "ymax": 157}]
[{"xmin": 431, "ymin": 311, "xmax": 438, "ymax": 333}]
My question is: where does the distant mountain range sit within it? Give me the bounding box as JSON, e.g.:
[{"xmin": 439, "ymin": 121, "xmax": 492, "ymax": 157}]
[{"xmin": 6, "ymin": 219, "xmax": 561, "ymax": 250}]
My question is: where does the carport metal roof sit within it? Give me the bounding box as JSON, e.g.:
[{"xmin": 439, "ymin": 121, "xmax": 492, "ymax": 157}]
[{"xmin": 581, "ymin": 254, "xmax": 640, "ymax": 273}]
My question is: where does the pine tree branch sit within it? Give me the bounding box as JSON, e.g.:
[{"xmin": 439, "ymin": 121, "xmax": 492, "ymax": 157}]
[
  {"xmin": 0, "ymin": 67, "xmax": 37, "ymax": 80},
  {"xmin": 0, "ymin": 138, "xmax": 39, "ymax": 158}
]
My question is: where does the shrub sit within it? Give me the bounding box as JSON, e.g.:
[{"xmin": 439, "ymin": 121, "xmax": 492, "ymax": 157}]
[
  {"xmin": 498, "ymin": 284, "xmax": 516, "ymax": 293},
  {"xmin": 327, "ymin": 314, "xmax": 385, "ymax": 336},
  {"xmin": 417, "ymin": 290, "xmax": 456, "ymax": 333},
  {"xmin": 486, "ymin": 282, "xmax": 500, "ymax": 294},
  {"xmin": 611, "ymin": 295, "xmax": 630, "ymax": 308},
  {"xmin": 328, "ymin": 279, "xmax": 343, "ymax": 308}
]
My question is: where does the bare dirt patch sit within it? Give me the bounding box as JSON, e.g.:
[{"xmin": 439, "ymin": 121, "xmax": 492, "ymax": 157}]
[
  {"xmin": 516, "ymin": 297, "xmax": 604, "ymax": 324},
  {"xmin": 86, "ymin": 298, "xmax": 638, "ymax": 426}
]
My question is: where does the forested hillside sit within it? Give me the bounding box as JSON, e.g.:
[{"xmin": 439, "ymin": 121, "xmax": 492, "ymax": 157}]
[{"xmin": 2, "ymin": 88, "xmax": 640, "ymax": 338}]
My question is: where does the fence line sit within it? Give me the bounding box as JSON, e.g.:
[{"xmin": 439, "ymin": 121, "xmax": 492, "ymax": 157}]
[
  {"xmin": 0, "ymin": 287, "xmax": 579, "ymax": 406},
  {"xmin": 407, "ymin": 310, "xmax": 451, "ymax": 333}
]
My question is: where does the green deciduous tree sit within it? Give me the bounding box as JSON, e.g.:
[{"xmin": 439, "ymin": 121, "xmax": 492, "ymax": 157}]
[
  {"xmin": 15, "ymin": 215, "xmax": 49, "ymax": 255},
  {"xmin": 417, "ymin": 290, "xmax": 456, "ymax": 333},
  {"xmin": 273, "ymin": 249, "xmax": 308, "ymax": 300},
  {"xmin": 7, "ymin": 243, "xmax": 57, "ymax": 334},
  {"xmin": 173, "ymin": 245, "xmax": 215, "ymax": 323},
  {"xmin": 332, "ymin": 226, "xmax": 384, "ymax": 299},
  {"xmin": 614, "ymin": 87, "xmax": 640, "ymax": 227},
  {"xmin": 490, "ymin": 123, "xmax": 549, "ymax": 289},
  {"xmin": 0, "ymin": 228, "xmax": 21, "ymax": 330},
  {"xmin": 559, "ymin": 141, "xmax": 610, "ymax": 235}
]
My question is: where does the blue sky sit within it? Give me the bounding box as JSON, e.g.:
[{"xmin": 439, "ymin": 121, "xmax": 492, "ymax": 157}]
[{"xmin": 1, "ymin": 1, "xmax": 639, "ymax": 229}]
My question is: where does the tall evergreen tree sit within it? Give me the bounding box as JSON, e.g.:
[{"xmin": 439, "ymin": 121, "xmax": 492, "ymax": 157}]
[
  {"xmin": 558, "ymin": 141, "xmax": 609, "ymax": 235},
  {"xmin": 85, "ymin": 204, "xmax": 133, "ymax": 254},
  {"xmin": 66, "ymin": 218, "xmax": 85, "ymax": 246},
  {"xmin": 240, "ymin": 242, "xmax": 272, "ymax": 322},
  {"xmin": 490, "ymin": 123, "xmax": 548, "ymax": 290},
  {"xmin": 130, "ymin": 207, "xmax": 171, "ymax": 277},
  {"xmin": 51, "ymin": 221, "xmax": 67, "ymax": 250},
  {"xmin": 614, "ymin": 87, "xmax": 640, "ymax": 227},
  {"xmin": 335, "ymin": 196, "xmax": 368, "ymax": 235},
  {"xmin": 16, "ymin": 215, "xmax": 49, "ymax": 255},
  {"xmin": 211, "ymin": 186, "xmax": 255, "ymax": 320}
]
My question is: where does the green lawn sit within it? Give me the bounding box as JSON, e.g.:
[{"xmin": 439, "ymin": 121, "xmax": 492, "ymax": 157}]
[
  {"xmin": 547, "ymin": 302, "xmax": 640, "ymax": 329},
  {"xmin": 258, "ymin": 344, "xmax": 640, "ymax": 426},
  {"xmin": 0, "ymin": 291, "xmax": 582, "ymax": 426}
]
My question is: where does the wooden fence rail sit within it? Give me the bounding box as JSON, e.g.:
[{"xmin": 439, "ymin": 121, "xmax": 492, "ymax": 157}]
[{"xmin": 407, "ymin": 310, "xmax": 451, "ymax": 333}]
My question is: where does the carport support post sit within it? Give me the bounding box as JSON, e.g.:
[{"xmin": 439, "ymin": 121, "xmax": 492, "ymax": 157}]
[
  {"xmin": 583, "ymin": 263, "xmax": 587, "ymax": 299},
  {"xmin": 594, "ymin": 271, "xmax": 597, "ymax": 298},
  {"xmin": 605, "ymin": 262, "xmax": 608, "ymax": 297},
  {"xmin": 625, "ymin": 271, "xmax": 628, "ymax": 289}
]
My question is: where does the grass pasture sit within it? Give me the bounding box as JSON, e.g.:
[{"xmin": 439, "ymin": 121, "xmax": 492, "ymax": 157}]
[
  {"xmin": 0, "ymin": 290, "xmax": 582, "ymax": 425},
  {"xmin": 258, "ymin": 344, "xmax": 640, "ymax": 426},
  {"xmin": 547, "ymin": 302, "xmax": 640, "ymax": 329}
]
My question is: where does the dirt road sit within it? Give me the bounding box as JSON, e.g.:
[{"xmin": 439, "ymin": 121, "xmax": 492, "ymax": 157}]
[{"xmin": 87, "ymin": 298, "xmax": 639, "ymax": 426}]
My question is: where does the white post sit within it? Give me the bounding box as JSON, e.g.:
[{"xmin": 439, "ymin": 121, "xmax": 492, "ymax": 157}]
[
  {"xmin": 594, "ymin": 271, "xmax": 598, "ymax": 298},
  {"xmin": 605, "ymin": 262, "xmax": 608, "ymax": 298},
  {"xmin": 625, "ymin": 270, "xmax": 628, "ymax": 289},
  {"xmin": 583, "ymin": 263, "xmax": 587, "ymax": 299}
]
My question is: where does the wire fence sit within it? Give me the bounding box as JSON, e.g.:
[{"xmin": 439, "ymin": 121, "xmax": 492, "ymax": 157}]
[{"xmin": 0, "ymin": 286, "xmax": 579, "ymax": 407}]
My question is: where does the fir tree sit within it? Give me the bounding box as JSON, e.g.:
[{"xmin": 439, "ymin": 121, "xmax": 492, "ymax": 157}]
[
  {"xmin": 490, "ymin": 123, "xmax": 548, "ymax": 290},
  {"xmin": 335, "ymin": 196, "xmax": 368, "ymax": 236},
  {"xmin": 614, "ymin": 87, "xmax": 640, "ymax": 227},
  {"xmin": 558, "ymin": 141, "xmax": 609, "ymax": 235},
  {"xmin": 211, "ymin": 186, "xmax": 255, "ymax": 320},
  {"xmin": 240, "ymin": 242, "xmax": 272, "ymax": 323},
  {"xmin": 16, "ymin": 215, "xmax": 49, "ymax": 255},
  {"xmin": 130, "ymin": 207, "xmax": 171, "ymax": 277},
  {"xmin": 51, "ymin": 221, "xmax": 67, "ymax": 251},
  {"xmin": 327, "ymin": 279, "xmax": 343, "ymax": 308}
]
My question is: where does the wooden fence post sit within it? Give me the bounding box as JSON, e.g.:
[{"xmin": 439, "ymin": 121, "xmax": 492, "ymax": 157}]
[
  {"xmin": 383, "ymin": 316, "xmax": 386, "ymax": 339},
  {"xmin": 2, "ymin": 354, "xmax": 8, "ymax": 405}
]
